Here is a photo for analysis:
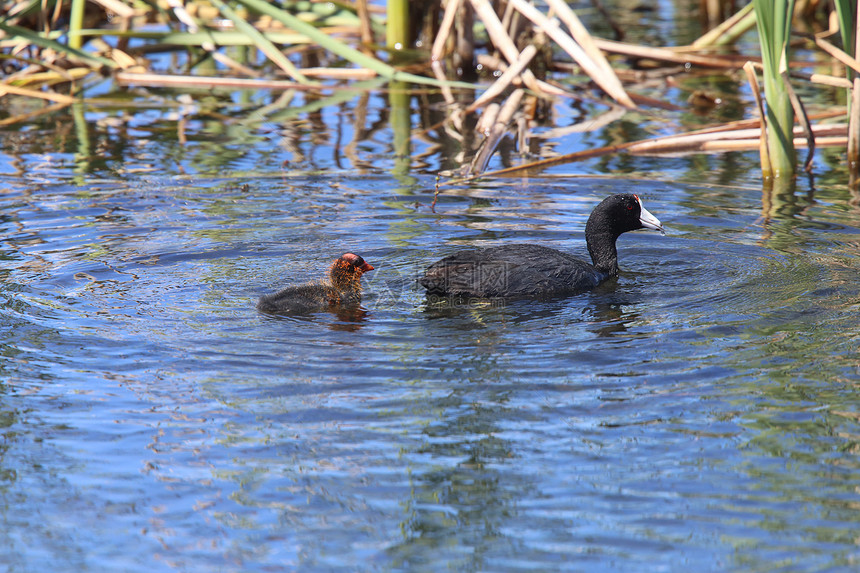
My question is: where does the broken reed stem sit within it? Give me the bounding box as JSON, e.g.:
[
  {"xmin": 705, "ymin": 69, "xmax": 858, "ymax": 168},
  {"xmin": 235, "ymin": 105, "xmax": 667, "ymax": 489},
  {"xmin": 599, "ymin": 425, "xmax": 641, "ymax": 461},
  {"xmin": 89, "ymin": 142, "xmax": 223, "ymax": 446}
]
[
  {"xmin": 464, "ymin": 44, "xmax": 536, "ymax": 113},
  {"xmin": 475, "ymin": 103, "xmax": 500, "ymax": 134},
  {"xmin": 849, "ymin": 2, "xmax": 860, "ymax": 184},
  {"xmin": 743, "ymin": 61, "xmax": 772, "ymax": 177},
  {"xmin": 466, "ymin": 122, "xmax": 847, "ymax": 182},
  {"xmin": 692, "ymin": 3, "xmax": 756, "ymax": 48},
  {"xmin": 475, "ymin": 53, "xmax": 571, "ymax": 97},
  {"xmin": 849, "ymin": 77, "xmax": 860, "ymax": 181},
  {"xmin": 794, "ymin": 71, "xmax": 853, "ymax": 89},
  {"xmin": 467, "ymin": 88, "xmax": 524, "ymax": 175},
  {"xmin": 543, "ymin": 0, "xmax": 617, "ymax": 78},
  {"xmin": 468, "ymin": 0, "xmax": 543, "ymax": 93},
  {"xmin": 356, "ymin": 0, "xmax": 374, "ymax": 47},
  {"xmin": 0, "ymin": 83, "xmax": 77, "ymax": 103},
  {"xmin": 509, "ymin": 0, "xmax": 635, "ymax": 107},
  {"xmin": 814, "ymin": 36, "xmax": 860, "ymax": 76},
  {"xmin": 432, "ymin": 0, "xmax": 461, "ymax": 61},
  {"xmin": 626, "ymin": 124, "xmax": 846, "ymax": 155},
  {"xmin": 594, "ymin": 38, "xmax": 751, "ymax": 68},
  {"xmin": 115, "ymin": 71, "xmax": 338, "ymax": 90}
]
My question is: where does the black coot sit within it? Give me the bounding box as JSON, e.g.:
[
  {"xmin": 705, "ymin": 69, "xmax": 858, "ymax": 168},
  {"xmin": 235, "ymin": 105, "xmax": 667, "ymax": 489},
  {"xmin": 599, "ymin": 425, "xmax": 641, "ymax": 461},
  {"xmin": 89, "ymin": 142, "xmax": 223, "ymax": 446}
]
[
  {"xmin": 257, "ymin": 253, "xmax": 374, "ymax": 314},
  {"xmin": 419, "ymin": 194, "xmax": 663, "ymax": 299}
]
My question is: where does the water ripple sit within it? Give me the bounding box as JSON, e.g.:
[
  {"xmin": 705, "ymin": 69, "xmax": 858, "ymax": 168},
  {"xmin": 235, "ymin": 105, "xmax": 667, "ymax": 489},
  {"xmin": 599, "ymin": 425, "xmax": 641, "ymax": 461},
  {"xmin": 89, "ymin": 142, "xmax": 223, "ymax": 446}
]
[{"xmin": 2, "ymin": 176, "xmax": 860, "ymax": 571}]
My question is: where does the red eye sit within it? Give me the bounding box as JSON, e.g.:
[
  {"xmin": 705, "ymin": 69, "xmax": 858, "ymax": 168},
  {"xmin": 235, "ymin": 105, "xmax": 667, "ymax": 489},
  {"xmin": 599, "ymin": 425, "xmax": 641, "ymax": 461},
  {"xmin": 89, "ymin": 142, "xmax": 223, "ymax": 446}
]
[{"xmin": 627, "ymin": 204, "xmax": 634, "ymax": 210}]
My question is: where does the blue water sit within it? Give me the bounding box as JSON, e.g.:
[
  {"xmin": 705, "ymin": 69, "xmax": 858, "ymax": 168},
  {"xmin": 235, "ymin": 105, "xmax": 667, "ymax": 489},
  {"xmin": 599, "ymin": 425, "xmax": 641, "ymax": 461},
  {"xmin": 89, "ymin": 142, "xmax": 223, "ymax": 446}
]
[
  {"xmin": 2, "ymin": 159, "xmax": 860, "ymax": 571},
  {"xmin": 2, "ymin": 3, "xmax": 859, "ymax": 565}
]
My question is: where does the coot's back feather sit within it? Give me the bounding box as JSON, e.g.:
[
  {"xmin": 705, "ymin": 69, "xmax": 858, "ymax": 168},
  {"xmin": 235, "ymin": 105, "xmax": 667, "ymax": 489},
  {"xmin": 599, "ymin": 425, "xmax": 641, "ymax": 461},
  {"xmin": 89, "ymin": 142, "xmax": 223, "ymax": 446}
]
[
  {"xmin": 421, "ymin": 245, "xmax": 604, "ymax": 298},
  {"xmin": 257, "ymin": 283, "xmax": 360, "ymax": 314}
]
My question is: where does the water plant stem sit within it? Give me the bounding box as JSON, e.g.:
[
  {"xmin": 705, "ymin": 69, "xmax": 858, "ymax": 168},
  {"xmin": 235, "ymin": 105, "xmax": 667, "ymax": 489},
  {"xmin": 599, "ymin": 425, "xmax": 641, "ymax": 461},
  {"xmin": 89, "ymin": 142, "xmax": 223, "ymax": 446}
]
[
  {"xmin": 753, "ymin": 0, "xmax": 797, "ymax": 178},
  {"xmin": 386, "ymin": 0, "xmax": 409, "ymax": 50},
  {"xmin": 69, "ymin": 0, "xmax": 85, "ymax": 50}
]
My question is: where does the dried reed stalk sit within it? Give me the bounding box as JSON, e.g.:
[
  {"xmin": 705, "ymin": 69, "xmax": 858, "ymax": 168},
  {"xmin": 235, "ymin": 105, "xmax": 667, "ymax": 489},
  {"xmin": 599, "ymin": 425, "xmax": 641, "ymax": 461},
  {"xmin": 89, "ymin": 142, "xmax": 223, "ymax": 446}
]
[
  {"xmin": 691, "ymin": 3, "xmax": 755, "ymax": 49},
  {"xmin": 509, "ymin": 0, "xmax": 635, "ymax": 108},
  {"xmin": 432, "ymin": 0, "xmax": 461, "ymax": 61},
  {"xmin": 848, "ymin": 3, "xmax": 860, "ymax": 184},
  {"xmin": 465, "ymin": 44, "xmax": 536, "ymax": 113},
  {"xmin": 115, "ymin": 72, "xmax": 331, "ymax": 91},
  {"xmin": 467, "ymin": 89, "xmax": 524, "ymax": 175},
  {"xmin": 695, "ymin": 136, "xmax": 847, "ymax": 153},
  {"xmin": 476, "ymin": 54, "xmax": 572, "ymax": 97},
  {"xmin": 795, "ymin": 72, "xmax": 853, "ymax": 89},
  {"xmin": 814, "ymin": 36, "xmax": 860, "ymax": 75},
  {"xmin": 849, "ymin": 77, "xmax": 860, "ymax": 180},
  {"xmin": 743, "ymin": 61, "xmax": 771, "ymax": 176},
  {"xmin": 475, "ymin": 103, "xmax": 500, "ymax": 135},
  {"xmin": 0, "ymin": 83, "xmax": 76, "ymax": 103},
  {"xmin": 626, "ymin": 124, "xmax": 846, "ymax": 155},
  {"xmin": 470, "ymin": 121, "xmax": 848, "ymax": 180},
  {"xmin": 468, "ymin": 0, "xmax": 543, "ymax": 94},
  {"xmin": 594, "ymin": 38, "xmax": 748, "ymax": 68},
  {"xmin": 91, "ymin": 0, "xmax": 136, "ymax": 18},
  {"xmin": 299, "ymin": 67, "xmax": 378, "ymax": 79},
  {"xmin": 543, "ymin": 0, "xmax": 617, "ymax": 79},
  {"xmin": 356, "ymin": 0, "xmax": 374, "ymax": 47}
]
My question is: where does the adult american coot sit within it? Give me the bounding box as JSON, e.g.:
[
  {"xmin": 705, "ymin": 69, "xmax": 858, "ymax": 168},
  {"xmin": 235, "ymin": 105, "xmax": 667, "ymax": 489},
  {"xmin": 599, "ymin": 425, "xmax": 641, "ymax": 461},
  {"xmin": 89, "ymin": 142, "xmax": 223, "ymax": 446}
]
[
  {"xmin": 257, "ymin": 253, "xmax": 374, "ymax": 314},
  {"xmin": 419, "ymin": 193, "xmax": 663, "ymax": 299}
]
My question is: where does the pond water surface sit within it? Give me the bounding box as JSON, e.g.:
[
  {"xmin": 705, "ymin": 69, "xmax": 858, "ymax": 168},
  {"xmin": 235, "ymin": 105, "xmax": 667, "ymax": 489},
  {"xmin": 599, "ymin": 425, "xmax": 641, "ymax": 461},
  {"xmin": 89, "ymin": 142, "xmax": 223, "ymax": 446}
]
[{"xmin": 2, "ymin": 136, "xmax": 860, "ymax": 572}]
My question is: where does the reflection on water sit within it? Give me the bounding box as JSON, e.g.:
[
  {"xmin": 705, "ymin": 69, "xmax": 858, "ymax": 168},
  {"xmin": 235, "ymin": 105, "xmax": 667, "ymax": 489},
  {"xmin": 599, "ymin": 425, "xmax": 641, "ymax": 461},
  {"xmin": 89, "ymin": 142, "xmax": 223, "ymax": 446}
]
[
  {"xmin": 260, "ymin": 306, "xmax": 371, "ymax": 332},
  {"xmin": 1, "ymin": 168, "xmax": 860, "ymax": 570}
]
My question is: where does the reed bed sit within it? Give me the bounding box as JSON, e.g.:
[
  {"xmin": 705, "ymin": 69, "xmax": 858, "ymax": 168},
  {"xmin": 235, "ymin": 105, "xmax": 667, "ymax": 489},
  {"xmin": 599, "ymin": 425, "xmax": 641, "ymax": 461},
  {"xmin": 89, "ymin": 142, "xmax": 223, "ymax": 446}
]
[{"xmin": 0, "ymin": 0, "xmax": 857, "ymax": 184}]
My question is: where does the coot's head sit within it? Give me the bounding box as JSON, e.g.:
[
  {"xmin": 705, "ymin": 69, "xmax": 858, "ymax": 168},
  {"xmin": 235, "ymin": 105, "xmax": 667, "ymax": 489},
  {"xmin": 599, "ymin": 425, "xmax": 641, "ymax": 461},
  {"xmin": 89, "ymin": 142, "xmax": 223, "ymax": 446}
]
[
  {"xmin": 585, "ymin": 194, "xmax": 663, "ymax": 275},
  {"xmin": 330, "ymin": 253, "xmax": 374, "ymax": 289},
  {"xmin": 586, "ymin": 193, "xmax": 664, "ymax": 237}
]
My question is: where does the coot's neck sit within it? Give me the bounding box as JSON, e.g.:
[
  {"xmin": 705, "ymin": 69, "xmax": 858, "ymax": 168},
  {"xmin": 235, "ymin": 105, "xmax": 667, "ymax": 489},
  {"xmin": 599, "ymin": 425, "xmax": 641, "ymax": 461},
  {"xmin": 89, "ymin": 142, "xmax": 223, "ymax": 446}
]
[
  {"xmin": 329, "ymin": 266, "xmax": 363, "ymax": 292},
  {"xmin": 585, "ymin": 219, "xmax": 620, "ymax": 276}
]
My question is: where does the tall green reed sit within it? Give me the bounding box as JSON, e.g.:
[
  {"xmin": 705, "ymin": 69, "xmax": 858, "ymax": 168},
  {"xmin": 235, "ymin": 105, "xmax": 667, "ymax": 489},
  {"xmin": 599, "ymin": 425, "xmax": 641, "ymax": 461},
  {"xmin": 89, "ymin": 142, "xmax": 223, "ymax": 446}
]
[
  {"xmin": 753, "ymin": 0, "xmax": 796, "ymax": 178},
  {"xmin": 832, "ymin": 0, "xmax": 858, "ymax": 178},
  {"xmin": 386, "ymin": 0, "xmax": 409, "ymax": 50}
]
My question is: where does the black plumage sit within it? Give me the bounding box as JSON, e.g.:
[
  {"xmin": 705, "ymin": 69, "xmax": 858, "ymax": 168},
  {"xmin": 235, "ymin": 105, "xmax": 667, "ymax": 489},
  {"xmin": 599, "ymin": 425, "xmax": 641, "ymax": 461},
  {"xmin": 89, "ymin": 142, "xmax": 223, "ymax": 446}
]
[{"xmin": 419, "ymin": 194, "xmax": 663, "ymax": 299}]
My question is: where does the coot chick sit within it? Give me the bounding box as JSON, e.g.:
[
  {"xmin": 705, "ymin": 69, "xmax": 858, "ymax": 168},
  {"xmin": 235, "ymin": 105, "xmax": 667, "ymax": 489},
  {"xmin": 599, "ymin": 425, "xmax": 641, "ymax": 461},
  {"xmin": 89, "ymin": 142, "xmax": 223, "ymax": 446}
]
[
  {"xmin": 419, "ymin": 194, "xmax": 663, "ymax": 299},
  {"xmin": 257, "ymin": 253, "xmax": 374, "ymax": 314}
]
